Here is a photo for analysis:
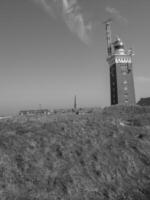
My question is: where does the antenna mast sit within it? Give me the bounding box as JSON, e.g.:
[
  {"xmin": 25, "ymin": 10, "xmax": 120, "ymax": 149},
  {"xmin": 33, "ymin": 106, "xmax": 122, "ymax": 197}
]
[
  {"xmin": 74, "ymin": 95, "xmax": 77, "ymax": 110},
  {"xmin": 104, "ymin": 19, "xmax": 112, "ymax": 57}
]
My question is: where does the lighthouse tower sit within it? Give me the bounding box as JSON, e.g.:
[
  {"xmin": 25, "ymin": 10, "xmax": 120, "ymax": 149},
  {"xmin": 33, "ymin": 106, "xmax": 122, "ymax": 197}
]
[{"xmin": 105, "ymin": 20, "xmax": 136, "ymax": 105}]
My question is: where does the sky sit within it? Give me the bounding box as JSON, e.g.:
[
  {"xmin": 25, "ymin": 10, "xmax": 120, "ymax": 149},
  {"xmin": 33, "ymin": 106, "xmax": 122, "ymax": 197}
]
[{"xmin": 0, "ymin": 0, "xmax": 150, "ymax": 115}]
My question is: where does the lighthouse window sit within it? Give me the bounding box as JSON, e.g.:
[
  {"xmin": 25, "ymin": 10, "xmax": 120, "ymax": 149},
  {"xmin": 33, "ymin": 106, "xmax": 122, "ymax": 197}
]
[
  {"xmin": 122, "ymin": 72, "xmax": 127, "ymax": 76},
  {"xmin": 125, "ymin": 99, "xmax": 128, "ymax": 103},
  {"xmin": 121, "ymin": 65, "xmax": 127, "ymax": 71},
  {"xmin": 124, "ymin": 86, "xmax": 128, "ymax": 91},
  {"xmin": 112, "ymin": 87, "xmax": 116, "ymax": 92},
  {"xmin": 113, "ymin": 99, "xmax": 116, "ymax": 103},
  {"xmin": 123, "ymin": 80, "xmax": 127, "ymax": 84},
  {"xmin": 124, "ymin": 94, "xmax": 128, "ymax": 98}
]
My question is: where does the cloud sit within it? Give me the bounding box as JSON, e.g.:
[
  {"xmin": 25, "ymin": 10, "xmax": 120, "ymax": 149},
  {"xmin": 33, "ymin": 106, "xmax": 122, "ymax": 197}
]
[
  {"xmin": 105, "ymin": 6, "xmax": 128, "ymax": 24},
  {"xmin": 61, "ymin": 0, "xmax": 92, "ymax": 44},
  {"xmin": 33, "ymin": 0, "xmax": 55, "ymax": 17},
  {"xmin": 32, "ymin": 0, "xmax": 92, "ymax": 44}
]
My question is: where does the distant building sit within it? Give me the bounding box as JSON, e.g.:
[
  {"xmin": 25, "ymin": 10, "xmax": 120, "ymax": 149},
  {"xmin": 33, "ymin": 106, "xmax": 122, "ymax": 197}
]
[
  {"xmin": 105, "ymin": 20, "xmax": 136, "ymax": 105},
  {"xmin": 19, "ymin": 109, "xmax": 50, "ymax": 116},
  {"xmin": 137, "ymin": 97, "xmax": 150, "ymax": 106}
]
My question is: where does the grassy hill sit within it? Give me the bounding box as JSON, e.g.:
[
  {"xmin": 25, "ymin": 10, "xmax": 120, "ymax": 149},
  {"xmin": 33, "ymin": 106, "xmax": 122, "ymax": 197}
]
[{"xmin": 0, "ymin": 105, "xmax": 150, "ymax": 200}]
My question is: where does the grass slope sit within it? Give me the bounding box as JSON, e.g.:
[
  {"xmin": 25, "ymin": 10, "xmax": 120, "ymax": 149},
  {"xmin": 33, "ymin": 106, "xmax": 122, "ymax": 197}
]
[{"xmin": 0, "ymin": 106, "xmax": 150, "ymax": 200}]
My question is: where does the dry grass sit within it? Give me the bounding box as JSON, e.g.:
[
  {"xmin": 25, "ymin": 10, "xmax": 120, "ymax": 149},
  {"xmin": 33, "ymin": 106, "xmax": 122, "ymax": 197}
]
[{"xmin": 0, "ymin": 105, "xmax": 150, "ymax": 200}]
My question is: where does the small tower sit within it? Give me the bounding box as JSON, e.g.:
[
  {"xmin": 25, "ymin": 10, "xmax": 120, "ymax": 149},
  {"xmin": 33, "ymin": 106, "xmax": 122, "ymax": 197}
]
[
  {"xmin": 74, "ymin": 95, "xmax": 77, "ymax": 110},
  {"xmin": 104, "ymin": 20, "xmax": 136, "ymax": 105},
  {"xmin": 72, "ymin": 95, "xmax": 79, "ymax": 114}
]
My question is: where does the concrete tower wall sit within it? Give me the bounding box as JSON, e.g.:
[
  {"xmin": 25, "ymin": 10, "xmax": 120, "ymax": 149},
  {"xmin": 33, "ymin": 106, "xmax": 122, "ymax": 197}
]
[
  {"xmin": 108, "ymin": 50, "xmax": 136, "ymax": 105},
  {"xmin": 110, "ymin": 64, "xmax": 118, "ymax": 105},
  {"xmin": 116, "ymin": 61, "xmax": 136, "ymax": 105}
]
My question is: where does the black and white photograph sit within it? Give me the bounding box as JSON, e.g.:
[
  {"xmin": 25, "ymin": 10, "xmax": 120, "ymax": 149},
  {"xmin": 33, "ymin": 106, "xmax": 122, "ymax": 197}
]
[{"xmin": 0, "ymin": 0, "xmax": 150, "ymax": 199}]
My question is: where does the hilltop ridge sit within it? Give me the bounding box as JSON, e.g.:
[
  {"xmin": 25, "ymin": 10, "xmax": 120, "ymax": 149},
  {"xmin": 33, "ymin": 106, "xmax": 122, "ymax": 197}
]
[{"xmin": 0, "ymin": 105, "xmax": 150, "ymax": 200}]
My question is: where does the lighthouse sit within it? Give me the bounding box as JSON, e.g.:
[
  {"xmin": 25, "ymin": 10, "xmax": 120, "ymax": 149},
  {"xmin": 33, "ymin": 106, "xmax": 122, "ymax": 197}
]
[{"xmin": 104, "ymin": 20, "xmax": 136, "ymax": 105}]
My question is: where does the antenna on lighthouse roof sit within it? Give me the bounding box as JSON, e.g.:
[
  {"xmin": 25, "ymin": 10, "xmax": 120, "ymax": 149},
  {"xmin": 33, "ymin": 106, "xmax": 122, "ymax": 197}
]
[{"xmin": 103, "ymin": 19, "xmax": 113, "ymax": 57}]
